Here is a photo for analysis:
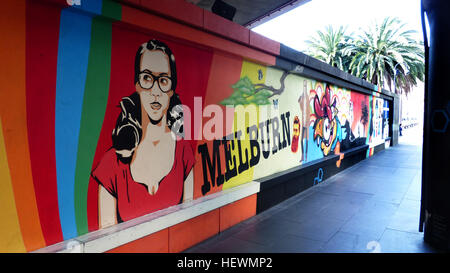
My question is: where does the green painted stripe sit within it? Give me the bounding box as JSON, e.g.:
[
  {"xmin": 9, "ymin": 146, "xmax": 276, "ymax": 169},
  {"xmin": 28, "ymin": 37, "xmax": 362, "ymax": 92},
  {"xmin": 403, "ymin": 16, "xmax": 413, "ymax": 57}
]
[
  {"xmin": 74, "ymin": 17, "xmax": 112, "ymax": 235},
  {"xmin": 102, "ymin": 0, "xmax": 122, "ymax": 21}
]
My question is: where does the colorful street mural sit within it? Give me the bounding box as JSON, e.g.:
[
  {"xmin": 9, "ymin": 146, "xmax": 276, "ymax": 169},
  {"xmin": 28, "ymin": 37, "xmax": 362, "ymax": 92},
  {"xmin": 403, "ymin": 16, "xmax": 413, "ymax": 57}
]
[{"xmin": 0, "ymin": 0, "xmax": 390, "ymax": 252}]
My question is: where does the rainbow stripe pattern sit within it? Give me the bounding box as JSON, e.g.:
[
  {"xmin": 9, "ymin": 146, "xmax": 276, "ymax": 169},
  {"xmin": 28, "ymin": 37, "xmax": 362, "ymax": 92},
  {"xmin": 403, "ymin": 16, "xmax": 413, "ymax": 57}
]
[{"xmin": 0, "ymin": 0, "xmax": 122, "ymax": 252}]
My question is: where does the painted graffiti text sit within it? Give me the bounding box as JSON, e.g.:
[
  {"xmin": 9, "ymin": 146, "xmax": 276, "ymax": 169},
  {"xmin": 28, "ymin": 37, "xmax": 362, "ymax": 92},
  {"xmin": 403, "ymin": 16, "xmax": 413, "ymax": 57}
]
[{"xmin": 198, "ymin": 111, "xmax": 291, "ymax": 195}]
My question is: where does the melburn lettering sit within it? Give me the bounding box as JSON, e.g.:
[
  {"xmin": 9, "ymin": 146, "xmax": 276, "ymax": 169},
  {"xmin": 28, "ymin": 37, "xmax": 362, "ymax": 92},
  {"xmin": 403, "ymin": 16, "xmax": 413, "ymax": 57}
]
[{"xmin": 198, "ymin": 111, "xmax": 291, "ymax": 195}]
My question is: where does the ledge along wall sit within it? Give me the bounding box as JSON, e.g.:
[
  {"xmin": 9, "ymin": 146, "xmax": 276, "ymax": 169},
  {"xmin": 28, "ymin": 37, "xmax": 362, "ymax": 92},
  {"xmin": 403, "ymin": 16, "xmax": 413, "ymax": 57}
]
[{"xmin": 0, "ymin": 0, "xmax": 398, "ymax": 253}]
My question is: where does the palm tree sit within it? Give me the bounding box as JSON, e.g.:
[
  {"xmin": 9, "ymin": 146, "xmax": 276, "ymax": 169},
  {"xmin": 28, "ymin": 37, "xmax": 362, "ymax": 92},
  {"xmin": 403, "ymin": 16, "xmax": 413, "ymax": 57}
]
[
  {"xmin": 342, "ymin": 17, "xmax": 424, "ymax": 95},
  {"xmin": 305, "ymin": 25, "xmax": 352, "ymax": 72}
]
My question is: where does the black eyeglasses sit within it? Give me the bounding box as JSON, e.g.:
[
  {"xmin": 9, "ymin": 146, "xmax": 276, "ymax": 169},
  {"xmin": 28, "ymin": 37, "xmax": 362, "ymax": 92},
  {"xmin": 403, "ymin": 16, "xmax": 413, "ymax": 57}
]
[{"xmin": 138, "ymin": 71, "xmax": 173, "ymax": 92}]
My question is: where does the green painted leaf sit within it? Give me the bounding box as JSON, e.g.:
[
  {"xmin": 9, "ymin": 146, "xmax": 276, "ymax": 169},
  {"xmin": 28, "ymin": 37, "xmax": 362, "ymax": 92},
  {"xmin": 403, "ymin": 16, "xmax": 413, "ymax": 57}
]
[
  {"xmin": 254, "ymin": 89, "xmax": 272, "ymax": 98},
  {"xmin": 230, "ymin": 91, "xmax": 243, "ymax": 99},
  {"xmin": 235, "ymin": 97, "xmax": 251, "ymax": 105},
  {"xmin": 232, "ymin": 76, "xmax": 250, "ymax": 89},
  {"xmin": 249, "ymin": 96, "xmax": 271, "ymax": 105},
  {"xmin": 225, "ymin": 76, "xmax": 274, "ymax": 106},
  {"xmin": 232, "ymin": 76, "xmax": 255, "ymax": 94},
  {"xmin": 238, "ymin": 86, "xmax": 254, "ymax": 95},
  {"xmin": 243, "ymin": 76, "xmax": 253, "ymax": 86},
  {"xmin": 220, "ymin": 97, "xmax": 236, "ymax": 105},
  {"xmin": 231, "ymin": 80, "xmax": 245, "ymax": 89}
]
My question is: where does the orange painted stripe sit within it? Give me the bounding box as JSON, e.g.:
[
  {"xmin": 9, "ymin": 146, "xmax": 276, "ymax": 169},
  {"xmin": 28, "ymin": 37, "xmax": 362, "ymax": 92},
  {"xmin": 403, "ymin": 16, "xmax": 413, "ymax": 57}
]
[
  {"xmin": 219, "ymin": 194, "xmax": 257, "ymax": 232},
  {"xmin": 0, "ymin": 120, "xmax": 26, "ymax": 252},
  {"xmin": 0, "ymin": 0, "xmax": 46, "ymax": 251},
  {"xmin": 120, "ymin": 6, "xmax": 276, "ymax": 66},
  {"xmin": 168, "ymin": 209, "xmax": 220, "ymax": 253},
  {"xmin": 106, "ymin": 229, "xmax": 169, "ymax": 253}
]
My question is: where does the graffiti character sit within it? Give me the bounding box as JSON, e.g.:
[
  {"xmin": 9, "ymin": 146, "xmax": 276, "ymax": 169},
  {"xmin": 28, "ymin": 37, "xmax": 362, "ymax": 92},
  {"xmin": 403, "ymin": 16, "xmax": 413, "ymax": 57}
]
[
  {"xmin": 312, "ymin": 85, "xmax": 343, "ymax": 158},
  {"xmin": 291, "ymin": 116, "xmax": 300, "ymax": 153},
  {"xmin": 298, "ymin": 80, "xmax": 310, "ymax": 162},
  {"xmin": 340, "ymin": 101, "xmax": 360, "ymax": 150},
  {"xmin": 91, "ymin": 40, "xmax": 195, "ymax": 228}
]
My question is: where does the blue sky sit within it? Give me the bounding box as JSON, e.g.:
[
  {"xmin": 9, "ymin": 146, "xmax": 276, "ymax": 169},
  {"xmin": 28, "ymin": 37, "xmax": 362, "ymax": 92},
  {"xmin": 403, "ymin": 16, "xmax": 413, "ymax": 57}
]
[{"xmin": 252, "ymin": 0, "xmax": 423, "ymax": 52}]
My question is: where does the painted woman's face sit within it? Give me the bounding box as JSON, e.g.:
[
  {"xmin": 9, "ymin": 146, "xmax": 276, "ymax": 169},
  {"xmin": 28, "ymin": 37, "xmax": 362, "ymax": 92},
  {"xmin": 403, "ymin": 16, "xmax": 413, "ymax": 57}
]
[{"xmin": 136, "ymin": 49, "xmax": 173, "ymax": 124}]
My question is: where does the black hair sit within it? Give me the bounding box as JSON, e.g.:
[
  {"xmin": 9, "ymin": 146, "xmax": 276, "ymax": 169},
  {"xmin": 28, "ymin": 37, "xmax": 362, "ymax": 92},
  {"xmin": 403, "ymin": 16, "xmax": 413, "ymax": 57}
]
[
  {"xmin": 134, "ymin": 39, "xmax": 177, "ymax": 91},
  {"xmin": 112, "ymin": 39, "xmax": 184, "ymax": 164}
]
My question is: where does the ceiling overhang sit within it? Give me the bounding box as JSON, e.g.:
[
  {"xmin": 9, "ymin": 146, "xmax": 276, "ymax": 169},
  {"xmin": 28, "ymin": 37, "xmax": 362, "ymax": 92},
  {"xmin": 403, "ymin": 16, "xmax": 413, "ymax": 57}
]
[{"xmin": 187, "ymin": 0, "xmax": 311, "ymax": 28}]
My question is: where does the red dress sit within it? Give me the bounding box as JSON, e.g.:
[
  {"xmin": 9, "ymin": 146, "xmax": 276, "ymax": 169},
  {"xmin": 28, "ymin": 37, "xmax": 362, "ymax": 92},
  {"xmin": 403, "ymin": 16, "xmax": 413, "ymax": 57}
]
[{"xmin": 91, "ymin": 139, "xmax": 195, "ymax": 223}]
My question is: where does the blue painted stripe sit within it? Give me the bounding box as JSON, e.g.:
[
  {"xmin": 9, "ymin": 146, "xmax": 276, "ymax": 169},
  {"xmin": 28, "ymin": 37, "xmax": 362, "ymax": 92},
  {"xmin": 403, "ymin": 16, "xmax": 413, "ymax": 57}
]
[
  {"xmin": 80, "ymin": 0, "xmax": 103, "ymax": 14},
  {"xmin": 55, "ymin": 9, "xmax": 93, "ymax": 240},
  {"xmin": 68, "ymin": 0, "xmax": 103, "ymax": 16}
]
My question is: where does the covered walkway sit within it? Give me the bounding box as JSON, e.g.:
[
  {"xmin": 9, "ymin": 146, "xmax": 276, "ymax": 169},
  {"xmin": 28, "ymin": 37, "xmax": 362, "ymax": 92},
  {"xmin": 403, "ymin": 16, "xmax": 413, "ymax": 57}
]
[{"xmin": 185, "ymin": 125, "xmax": 439, "ymax": 253}]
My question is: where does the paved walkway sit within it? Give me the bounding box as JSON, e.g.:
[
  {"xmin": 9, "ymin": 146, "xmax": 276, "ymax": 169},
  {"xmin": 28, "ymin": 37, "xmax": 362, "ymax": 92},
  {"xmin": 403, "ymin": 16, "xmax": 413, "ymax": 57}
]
[{"xmin": 184, "ymin": 125, "xmax": 440, "ymax": 253}]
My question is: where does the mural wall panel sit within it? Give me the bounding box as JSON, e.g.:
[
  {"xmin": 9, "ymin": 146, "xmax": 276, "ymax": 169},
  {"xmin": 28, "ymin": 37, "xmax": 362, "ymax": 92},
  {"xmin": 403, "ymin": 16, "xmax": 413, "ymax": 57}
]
[{"xmin": 0, "ymin": 0, "xmax": 391, "ymax": 252}]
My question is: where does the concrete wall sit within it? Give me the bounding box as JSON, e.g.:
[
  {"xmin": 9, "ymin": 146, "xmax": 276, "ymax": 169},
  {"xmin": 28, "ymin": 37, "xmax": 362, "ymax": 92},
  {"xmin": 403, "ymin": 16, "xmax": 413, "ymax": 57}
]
[{"xmin": 0, "ymin": 0, "xmax": 397, "ymax": 252}]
